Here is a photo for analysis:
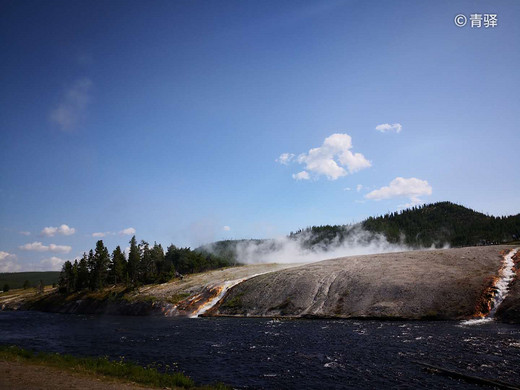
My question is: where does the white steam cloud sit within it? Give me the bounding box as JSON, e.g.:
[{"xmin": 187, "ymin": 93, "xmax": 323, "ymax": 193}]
[{"xmin": 206, "ymin": 225, "xmax": 425, "ymax": 265}]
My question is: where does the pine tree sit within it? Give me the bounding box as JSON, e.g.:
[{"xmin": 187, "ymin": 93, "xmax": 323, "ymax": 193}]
[
  {"xmin": 92, "ymin": 240, "xmax": 110, "ymax": 290},
  {"xmin": 127, "ymin": 236, "xmax": 140, "ymax": 284},
  {"xmin": 58, "ymin": 261, "xmax": 74, "ymax": 293},
  {"xmin": 109, "ymin": 246, "xmax": 127, "ymax": 285},
  {"xmin": 77, "ymin": 253, "xmax": 90, "ymax": 291}
]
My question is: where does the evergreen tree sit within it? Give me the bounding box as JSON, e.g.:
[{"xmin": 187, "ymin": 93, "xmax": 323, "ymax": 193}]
[
  {"xmin": 71, "ymin": 260, "xmax": 79, "ymax": 292},
  {"xmin": 127, "ymin": 236, "xmax": 140, "ymax": 284},
  {"xmin": 77, "ymin": 253, "xmax": 90, "ymax": 291},
  {"xmin": 92, "ymin": 240, "xmax": 110, "ymax": 290},
  {"xmin": 139, "ymin": 241, "xmax": 156, "ymax": 284},
  {"xmin": 87, "ymin": 249, "xmax": 96, "ymax": 290},
  {"xmin": 109, "ymin": 246, "xmax": 127, "ymax": 285},
  {"xmin": 58, "ymin": 261, "xmax": 74, "ymax": 293}
]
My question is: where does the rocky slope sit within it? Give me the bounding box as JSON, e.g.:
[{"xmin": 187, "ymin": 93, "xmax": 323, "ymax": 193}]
[
  {"xmin": 2, "ymin": 246, "xmax": 519, "ymax": 322},
  {"xmin": 0, "ymin": 263, "xmax": 302, "ymax": 316},
  {"xmin": 210, "ymin": 246, "xmax": 516, "ymax": 320}
]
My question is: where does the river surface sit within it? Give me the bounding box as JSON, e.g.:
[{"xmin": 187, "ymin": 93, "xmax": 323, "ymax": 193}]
[{"xmin": 1, "ymin": 311, "xmax": 519, "ymax": 389}]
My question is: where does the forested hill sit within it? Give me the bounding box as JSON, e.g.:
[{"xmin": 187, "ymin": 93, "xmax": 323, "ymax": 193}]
[
  {"xmin": 362, "ymin": 202, "xmax": 520, "ymax": 247},
  {"xmin": 202, "ymin": 202, "xmax": 520, "ymax": 259}
]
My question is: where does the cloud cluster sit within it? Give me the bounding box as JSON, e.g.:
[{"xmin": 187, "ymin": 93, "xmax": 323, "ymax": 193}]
[
  {"xmin": 91, "ymin": 227, "xmax": 136, "ymax": 238},
  {"xmin": 276, "ymin": 153, "xmax": 295, "ymax": 165},
  {"xmin": 19, "ymin": 242, "xmax": 72, "ymax": 254},
  {"xmin": 0, "ymin": 251, "xmax": 21, "ymax": 272},
  {"xmin": 49, "ymin": 78, "xmax": 92, "ymax": 131},
  {"xmin": 41, "ymin": 224, "xmax": 76, "ymax": 237},
  {"xmin": 375, "ymin": 123, "xmax": 402, "ymax": 133},
  {"xmin": 279, "ymin": 133, "xmax": 371, "ymax": 180},
  {"xmin": 40, "ymin": 256, "xmax": 65, "ymax": 271},
  {"xmin": 120, "ymin": 227, "xmax": 136, "ymax": 235},
  {"xmin": 365, "ymin": 177, "xmax": 432, "ymax": 206}
]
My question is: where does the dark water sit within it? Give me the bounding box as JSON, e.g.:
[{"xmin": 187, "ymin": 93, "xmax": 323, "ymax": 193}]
[{"xmin": 1, "ymin": 312, "xmax": 520, "ymax": 389}]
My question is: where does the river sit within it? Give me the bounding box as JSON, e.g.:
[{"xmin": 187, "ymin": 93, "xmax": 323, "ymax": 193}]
[{"xmin": 1, "ymin": 311, "xmax": 519, "ymax": 389}]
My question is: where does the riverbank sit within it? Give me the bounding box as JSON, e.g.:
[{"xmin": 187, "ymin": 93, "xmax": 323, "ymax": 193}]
[
  {"xmin": 0, "ymin": 263, "xmax": 301, "ymax": 316},
  {"xmin": 0, "ymin": 346, "xmax": 227, "ymax": 390}
]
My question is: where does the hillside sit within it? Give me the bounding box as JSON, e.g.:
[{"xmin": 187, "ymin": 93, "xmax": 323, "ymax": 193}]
[
  {"xmin": 200, "ymin": 202, "xmax": 520, "ymax": 260},
  {"xmin": 0, "ymin": 272, "xmax": 60, "ymax": 290},
  {"xmin": 211, "ymin": 246, "xmax": 514, "ymax": 320},
  {"xmin": 362, "ymin": 202, "xmax": 520, "ymax": 247}
]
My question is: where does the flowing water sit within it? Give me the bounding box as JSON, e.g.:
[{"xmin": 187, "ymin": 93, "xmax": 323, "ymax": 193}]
[
  {"xmin": 462, "ymin": 248, "xmax": 519, "ymax": 326},
  {"xmin": 1, "ymin": 311, "xmax": 519, "ymax": 389}
]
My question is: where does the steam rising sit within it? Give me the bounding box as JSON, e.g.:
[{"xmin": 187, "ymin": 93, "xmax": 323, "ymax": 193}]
[{"xmin": 205, "ymin": 225, "xmax": 424, "ymax": 264}]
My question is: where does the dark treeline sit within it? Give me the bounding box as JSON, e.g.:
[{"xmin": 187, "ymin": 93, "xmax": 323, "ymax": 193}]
[
  {"xmin": 58, "ymin": 236, "xmax": 234, "ymax": 294},
  {"xmin": 288, "ymin": 224, "xmax": 358, "ymax": 249},
  {"xmin": 362, "ymin": 202, "xmax": 520, "ymax": 247},
  {"xmin": 204, "ymin": 202, "xmax": 520, "ymax": 258}
]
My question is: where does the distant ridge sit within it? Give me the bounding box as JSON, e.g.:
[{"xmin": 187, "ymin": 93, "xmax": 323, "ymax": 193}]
[
  {"xmin": 0, "ymin": 272, "xmax": 60, "ymax": 290},
  {"xmin": 200, "ymin": 202, "xmax": 520, "ymax": 259},
  {"xmin": 362, "ymin": 201, "xmax": 520, "ymax": 247}
]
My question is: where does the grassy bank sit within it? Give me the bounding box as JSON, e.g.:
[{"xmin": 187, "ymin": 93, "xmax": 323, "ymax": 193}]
[{"xmin": 0, "ymin": 346, "xmax": 228, "ymax": 390}]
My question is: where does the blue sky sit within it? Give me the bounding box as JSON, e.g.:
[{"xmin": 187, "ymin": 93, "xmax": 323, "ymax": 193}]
[{"xmin": 1, "ymin": 0, "xmax": 519, "ymax": 271}]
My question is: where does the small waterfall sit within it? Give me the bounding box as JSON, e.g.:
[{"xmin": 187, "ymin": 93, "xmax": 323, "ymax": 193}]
[
  {"xmin": 462, "ymin": 248, "xmax": 518, "ymax": 325},
  {"xmin": 190, "ymin": 278, "xmax": 245, "ymax": 318},
  {"xmin": 190, "ymin": 272, "xmax": 268, "ymax": 318}
]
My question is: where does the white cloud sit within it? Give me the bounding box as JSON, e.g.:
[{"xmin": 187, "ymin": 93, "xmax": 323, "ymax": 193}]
[
  {"xmin": 19, "ymin": 231, "xmax": 31, "ymax": 236},
  {"xmin": 343, "ymin": 187, "xmax": 351, "ymax": 191},
  {"xmin": 292, "ymin": 171, "xmax": 310, "ymax": 180},
  {"xmin": 119, "ymin": 227, "xmax": 136, "ymax": 236},
  {"xmin": 276, "ymin": 153, "xmax": 295, "ymax": 165},
  {"xmin": 49, "ymin": 78, "xmax": 92, "ymax": 131},
  {"xmin": 223, "ymin": 226, "xmax": 231, "ymax": 231},
  {"xmin": 92, "ymin": 232, "xmax": 107, "ymax": 238},
  {"xmin": 284, "ymin": 133, "xmax": 370, "ymax": 181},
  {"xmin": 0, "ymin": 251, "xmax": 21, "ymax": 272},
  {"xmin": 40, "ymin": 257, "xmax": 65, "ymax": 271},
  {"xmin": 19, "ymin": 242, "xmax": 72, "ymax": 254},
  {"xmin": 365, "ymin": 177, "xmax": 432, "ymax": 205},
  {"xmin": 356, "ymin": 184, "xmax": 363, "ymax": 192},
  {"xmin": 41, "ymin": 224, "xmax": 76, "ymax": 237},
  {"xmin": 375, "ymin": 123, "xmax": 402, "ymax": 133}
]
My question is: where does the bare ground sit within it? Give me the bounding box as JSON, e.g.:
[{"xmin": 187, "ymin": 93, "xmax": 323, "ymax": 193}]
[
  {"xmin": 137, "ymin": 263, "xmax": 303, "ymax": 300},
  {"xmin": 0, "ymin": 361, "xmax": 157, "ymax": 390}
]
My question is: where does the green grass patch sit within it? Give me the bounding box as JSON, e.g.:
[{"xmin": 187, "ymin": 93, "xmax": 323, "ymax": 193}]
[
  {"xmin": 0, "ymin": 345, "xmax": 229, "ymax": 389},
  {"xmin": 168, "ymin": 292, "xmax": 191, "ymax": 304},
  {"xmin": 220, "ymin": 293, "xmax": 244, "ymax": 310}
]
